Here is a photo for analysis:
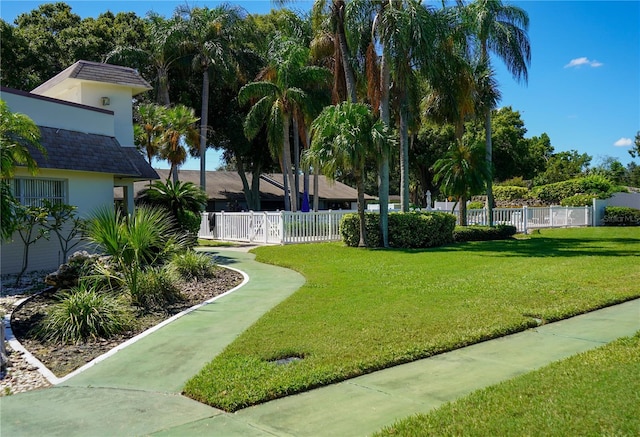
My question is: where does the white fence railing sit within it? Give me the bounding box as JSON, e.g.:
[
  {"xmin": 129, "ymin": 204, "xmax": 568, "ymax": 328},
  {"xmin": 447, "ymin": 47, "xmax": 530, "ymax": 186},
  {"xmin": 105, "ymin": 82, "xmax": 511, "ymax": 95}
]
[
  {"xmin": 199, "ymin": 210, "xmax": 355, "ymax": 244},
  {"xmin": 199, "ymin": 206, "xmax": 592, "ymax": 244},
  {"xmin": 466, "ymin": 206, "xmax": 592, "ymax": 233}
]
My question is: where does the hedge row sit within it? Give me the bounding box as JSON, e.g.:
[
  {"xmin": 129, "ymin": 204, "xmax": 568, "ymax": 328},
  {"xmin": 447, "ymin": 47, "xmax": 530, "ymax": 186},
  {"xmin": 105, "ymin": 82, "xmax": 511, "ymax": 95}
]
[
  {"xmin": 532, "ymin": 175, "xmax": 615, "ymax": 204},
  {"xmin": 340, "ymin": 212, "xmax": 456, "ymax": 248},
  {"xmin": 603, "ymin": 207, "xmax": 640, "ymax": 226},
  {"xmin": 341, "ymin": 213, "xmax": 517, "ymax": 248},
  {"xmin": 453, "ymin": 225, "xmax": 518, "ymax": 242}
]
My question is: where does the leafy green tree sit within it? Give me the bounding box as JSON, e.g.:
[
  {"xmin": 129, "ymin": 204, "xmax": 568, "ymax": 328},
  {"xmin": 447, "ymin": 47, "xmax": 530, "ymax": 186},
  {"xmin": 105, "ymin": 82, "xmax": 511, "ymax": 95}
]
[
  {"xmin": 433, "ymin": 139, "xmax": 489, "ymax": 226},
  {"xmin": 42, "ymin": 200, "xmax": 84, "ymax": 264},
  {"xmin": 462, "ymin": 0, "xmax": 531, "ymax": 223},
  {"xmin": 306, "ymin": 101, "xmax": 395, "ymax": 247},
  {"xmin": 629, "ymin": 131, "xmax": 640, "ymax": 159},
  {"xmin": 534, "ymin": 150, "xmax": 592, "ymax": 186},
  {"xmin": 13, "ymin": 205, "xmax": 50, "ymax": 285},
  {"xmin": 1, "ymin": 99, "xmax": 46, "ymax": 241},
  {"xmin": 134, "ymin": 103, "xmax": 166, "ymax": 165}
]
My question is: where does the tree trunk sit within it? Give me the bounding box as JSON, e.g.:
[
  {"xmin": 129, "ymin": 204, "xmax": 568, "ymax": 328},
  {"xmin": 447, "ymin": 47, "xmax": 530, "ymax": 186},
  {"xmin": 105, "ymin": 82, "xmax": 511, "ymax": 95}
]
[
  {"xmin": 199, "ymin": 67, "xmax": 210, "ymax": 191},
  {"xmin": 293, "ymin": 117, "xmax": 301, "ymax": 210},
  {"xmin": 313, "ymin": 167, "xmax": 320, "ymax": 212},
  {"xmin": 336, "ymin": 0, "xmax": 357, "ymax": 104},
  {"xmin": 356, "ymin": 166, "xmax": 367, "ymax": 247},
  {"xmin": 157, "ymin": 66, "xmax": 171, "ymax": 106},
  {"xmin": 485, "ymin": 108, "xmax": 494, "ymax": 226},
  {"xmin": 399, "ymin": 92, "xmax": 410, "ymax": 212},
  {"xmin": 282, "ymin": 116, "xmax": 297, "ymax": 212},
  {"xmin": 460, "ymin": 195, "xmax": 468, "ymax": 226},
  {"xmin": 378, "ymin": 49, "xmax": 391, "ymax": 248}
]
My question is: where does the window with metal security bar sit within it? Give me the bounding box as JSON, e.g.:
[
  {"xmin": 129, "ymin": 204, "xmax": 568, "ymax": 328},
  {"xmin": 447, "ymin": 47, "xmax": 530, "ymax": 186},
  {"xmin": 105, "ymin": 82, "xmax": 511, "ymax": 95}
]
[{"xmin": 8, "ymin": 178, "xmax": 67, "ymax": 207}]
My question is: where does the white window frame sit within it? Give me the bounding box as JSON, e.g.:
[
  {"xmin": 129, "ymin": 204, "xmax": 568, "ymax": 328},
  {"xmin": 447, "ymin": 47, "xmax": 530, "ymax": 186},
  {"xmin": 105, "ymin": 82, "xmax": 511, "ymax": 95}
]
[{"xmin": 9, "ymin": 177, "xmax": 68, "ymax": 207}]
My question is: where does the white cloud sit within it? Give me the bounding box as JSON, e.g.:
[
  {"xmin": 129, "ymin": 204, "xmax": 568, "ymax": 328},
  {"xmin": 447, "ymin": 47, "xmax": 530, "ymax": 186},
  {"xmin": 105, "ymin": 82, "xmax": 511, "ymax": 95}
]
[
  {"xmin": 613, "ymin": 137, "xmax": 633, "ymax": 147},
  {"xmin": 564, "ymin": 57, "xmax": 604, "ymax": 68}
]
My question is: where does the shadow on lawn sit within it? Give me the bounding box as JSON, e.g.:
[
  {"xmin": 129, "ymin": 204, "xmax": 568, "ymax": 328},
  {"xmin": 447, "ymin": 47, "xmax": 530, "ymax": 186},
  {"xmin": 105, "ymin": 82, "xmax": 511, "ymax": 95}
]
[{"xmin": 397, "ymin": 236, "xmax": 640, "ymax": 258}]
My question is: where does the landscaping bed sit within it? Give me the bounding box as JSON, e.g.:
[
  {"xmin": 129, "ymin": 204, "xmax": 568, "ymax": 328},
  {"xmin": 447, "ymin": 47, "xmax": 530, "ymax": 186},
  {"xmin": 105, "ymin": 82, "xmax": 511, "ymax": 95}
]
[{"xmin": 8, "ymin": 268, "xmax": 242, "ymax": 377}]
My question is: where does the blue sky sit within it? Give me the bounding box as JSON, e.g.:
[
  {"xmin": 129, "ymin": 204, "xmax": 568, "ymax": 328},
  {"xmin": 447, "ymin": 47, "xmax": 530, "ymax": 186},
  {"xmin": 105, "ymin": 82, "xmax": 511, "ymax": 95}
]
[{"xmin": 2, "ymin": 0, "xmax": 639, "ymax": 171}]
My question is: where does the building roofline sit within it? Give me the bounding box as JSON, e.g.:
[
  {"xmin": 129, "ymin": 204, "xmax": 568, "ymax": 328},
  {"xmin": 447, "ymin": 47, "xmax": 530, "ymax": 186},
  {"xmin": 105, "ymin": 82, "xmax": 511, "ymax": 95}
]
[{"xmin": 1, "ymin": 86, "xmax": 113, "ymax": 115}]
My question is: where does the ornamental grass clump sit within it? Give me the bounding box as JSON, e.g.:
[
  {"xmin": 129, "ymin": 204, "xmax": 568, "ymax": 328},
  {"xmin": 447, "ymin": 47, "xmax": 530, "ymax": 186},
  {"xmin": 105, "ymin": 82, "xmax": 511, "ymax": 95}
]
[
  {"xmin": 131, "ymin": 266, "xmax": 182, "ymax": 311},
  {"xmin": 37, "ymin": 281, "xmax": 132, "ymax": 344},
  {"xmin": 169, "ymin": 251, "xmax": 218, "ymax": 281}
]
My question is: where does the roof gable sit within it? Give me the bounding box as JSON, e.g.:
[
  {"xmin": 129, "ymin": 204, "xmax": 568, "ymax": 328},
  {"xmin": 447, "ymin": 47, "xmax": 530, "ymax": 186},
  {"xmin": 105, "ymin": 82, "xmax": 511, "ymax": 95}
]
[{"xmin": 32, "ymin": 60, "xmax": 152, "ymax": 96}]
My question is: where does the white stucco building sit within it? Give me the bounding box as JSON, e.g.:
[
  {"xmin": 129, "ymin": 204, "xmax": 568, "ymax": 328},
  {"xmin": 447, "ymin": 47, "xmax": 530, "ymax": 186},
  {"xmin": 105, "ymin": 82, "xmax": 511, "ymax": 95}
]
[{"xmin": 1, "ymin": 60, "xmax": 158, "ymax": 274}]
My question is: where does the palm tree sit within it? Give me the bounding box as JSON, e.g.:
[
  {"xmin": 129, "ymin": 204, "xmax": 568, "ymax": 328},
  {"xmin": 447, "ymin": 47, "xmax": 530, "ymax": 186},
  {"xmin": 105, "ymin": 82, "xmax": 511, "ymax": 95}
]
[
  {"xmin": 106, "ymin": 13, "xmax": 183, "ymax": 106},
  {"xmin": 1, "ymin": 99, "xmax": 45, "ymax": 241},
  {"xmin": 158, "ymin": 105, "xmax": 200, "ymax": 183},
  {"xmin": 433, "ymin": 139, "xmax": 489, "ymax": 226},
  {"xmin": 178, "ymin": 5, "xmax": 244, "ymax": 191},
  {"xmin": 462, "ymin": 0, "xmax": 531, "ymax": 224},
  {"xmin": 239, "ymin": 38, "xmax": 331, "ymax": 212},
  {"xmin": 133, "ymin": 103, "xmax": 165, "ymax": 166},
  {"xmin": 306, "ymin": 101, "xmax": 395, "ymax": 247}
]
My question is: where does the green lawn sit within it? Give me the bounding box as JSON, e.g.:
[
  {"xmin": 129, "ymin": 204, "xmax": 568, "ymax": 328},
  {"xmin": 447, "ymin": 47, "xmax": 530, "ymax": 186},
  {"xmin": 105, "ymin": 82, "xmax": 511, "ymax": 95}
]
[
  {"xmin": 374, "ymin": 331, "xmax": 640, "ymax": 436},
  {"xmin": 184, "ymin": 228, "xmax": 640, "ymax": 412}
]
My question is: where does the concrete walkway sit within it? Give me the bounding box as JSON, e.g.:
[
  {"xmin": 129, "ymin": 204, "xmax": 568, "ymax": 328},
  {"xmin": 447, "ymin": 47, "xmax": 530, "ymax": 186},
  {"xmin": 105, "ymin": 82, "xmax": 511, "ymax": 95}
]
[{"xmin": 1, "ymin": 248, "xmax": 639, "ymax": 436}]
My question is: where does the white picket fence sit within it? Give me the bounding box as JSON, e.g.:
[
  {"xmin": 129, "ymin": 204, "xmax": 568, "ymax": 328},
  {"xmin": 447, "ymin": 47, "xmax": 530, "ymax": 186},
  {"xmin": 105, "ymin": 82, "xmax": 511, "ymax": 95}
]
[
  {"xmin": 199, "ymin": 206, "xmax": 592, "ymax": 244},
  {"xmin": 465, "ymin": 206, "xmax": 592, "ymax": 233},
  {"xmin": 199, "ymin": 210, "xmax": 355, "ymax": 244}
]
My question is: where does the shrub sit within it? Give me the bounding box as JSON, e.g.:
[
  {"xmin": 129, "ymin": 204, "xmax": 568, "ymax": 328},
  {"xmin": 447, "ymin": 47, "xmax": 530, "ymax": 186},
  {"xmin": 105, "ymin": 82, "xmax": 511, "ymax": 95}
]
[
  {"xmin": 37, "ymin": 281, "xmax": 132, "ymax": 344},
  {"xmin": 169, "ymin": 251, "xmax": 218, "ymax": 281},
  {"xmin": 468, "ymin": 201, "xmax": 484, "ymax": 210},
  {"xmin": 496, "ymin": 176, "xmax": 529, "ymax": 188},
  {"xmin": 560, "ymin": 194, "xmax": 596, "ymax": 207},
  {"xmin": 132, "ymin": 266, "xmax": 183, "ymax": 310},
  {"xmin": 532, "ymin": 175, "xmax": 614, "ymax": 204},
  {"xmin": 603, "ymin": 207, "xmax": 640, "ymax": 226},
  {"xmin": 340, "ymin": 212, "xmax": 456, "ymax": 248},
  {"xmin": 453, "ymin": 225, "xmax": 518, "ymax": 242},
  {"xmin": 493, "ymin": 185, "xmax": 530, "ymax": 202}
]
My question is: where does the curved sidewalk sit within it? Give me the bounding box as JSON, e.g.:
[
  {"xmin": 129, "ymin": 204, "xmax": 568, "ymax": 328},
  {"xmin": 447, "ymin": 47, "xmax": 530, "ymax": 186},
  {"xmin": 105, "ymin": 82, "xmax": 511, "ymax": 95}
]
[{"xmin": 1, "ymin": 247, "xmax": 639, "ymax": 436}]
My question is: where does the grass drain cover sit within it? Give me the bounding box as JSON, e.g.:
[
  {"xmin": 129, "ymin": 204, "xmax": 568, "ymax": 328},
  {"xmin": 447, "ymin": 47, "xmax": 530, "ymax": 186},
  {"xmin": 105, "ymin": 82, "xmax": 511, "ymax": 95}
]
[{"xmin": 270, "ymin": 356, "xmax": 303, "ymax": 365}]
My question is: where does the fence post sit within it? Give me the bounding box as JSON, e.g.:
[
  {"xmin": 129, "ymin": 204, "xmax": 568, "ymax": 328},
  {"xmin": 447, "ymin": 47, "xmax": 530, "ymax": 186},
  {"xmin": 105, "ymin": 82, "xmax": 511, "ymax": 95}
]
[
  {"xmin": 328, "ymin": 209, "xmax": 333, "ymax": 239},
  {"xmin": 263, "ymin": 211, "xmax": 268, "ymax": 244},
  {"xmin": 279, "ymin": 211, "xmax": 285, "ymax": 244},
  {"xmin": 585, "ymin": 205, "xmax": 590, "ymax": 227},
  {"xmin": 522, "ymin": 206, "xmax": 528, "ymax": 234},
  {"xmin": 220, "ymin": 211, "xmax": 225, "ymax": 241}
]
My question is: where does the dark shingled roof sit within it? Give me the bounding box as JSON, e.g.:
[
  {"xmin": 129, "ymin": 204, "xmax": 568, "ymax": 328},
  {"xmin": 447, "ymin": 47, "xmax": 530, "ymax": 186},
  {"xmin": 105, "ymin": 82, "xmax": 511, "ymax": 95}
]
[
  {"xmin": 136, "ymin": 170, "xmax": 374, "ymax": 201},
  {"xmin": 32, "ymin": 60, "xmax": 152, "ymax": 95},
  {"xmin": 27, "ymin": 126, "xmax": 159, "ymax": 180}
]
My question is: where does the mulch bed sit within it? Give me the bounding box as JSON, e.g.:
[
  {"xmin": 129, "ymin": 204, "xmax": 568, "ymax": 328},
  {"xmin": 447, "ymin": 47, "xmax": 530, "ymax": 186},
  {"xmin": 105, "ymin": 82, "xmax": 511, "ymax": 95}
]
[{"xmin": 9, "ymin": 268, "xmax": 243, "ymax": 377}]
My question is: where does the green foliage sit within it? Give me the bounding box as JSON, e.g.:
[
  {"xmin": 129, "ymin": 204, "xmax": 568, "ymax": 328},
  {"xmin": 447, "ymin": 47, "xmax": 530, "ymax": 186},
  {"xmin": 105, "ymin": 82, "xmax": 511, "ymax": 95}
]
[
  {"xmin": 493, "ymin": 185, "xmax": 529, "ymax": 202},
  {"xmin": 467, "ymin": 201, "xmax": 484, "ymax": 209},
  {"xmin": 340, "ymin": 212, "xmax": 456, "ymax": 248},
  {"xmin": 42, "ymin": 200, "xmax": 84, "ymax": 262},
  {"xmin": 13, "ymin": 204, "xmax": 50, "ymax": 285},
  {"xmin": 496, "ymin": 176, "xmax": 529, "ymax": 187},
  {"xmin": 169, "ymin": 251, "xmax": 218, "ymax": 281},
  {"xmin": 375, "ymin": 332, "xmax": 640, "ymax": 436},
  {"xmin": 132, "ymin": 266, "xmax": 182, "ymax": 311},
  {"xmin": 184, "ymin": 228, "xmax": 640, "ymax": 412},
  {"xmin": 453, "ymin": 225, "xmax": 517, "ymax": 242},
  {"xmin": 603, "ymin": 206, "xmax": 640, "ymax": 226},
  {"xmin": 560, "ymin": 194, "xmax": 596, "ymax": 207},
  {"xmin": 37, "ymin": 281, "xmax": 132, "ymax": 344},
  {"xmin": 84, "ymin": 205, "xmax": 188, "ymax": 297},
  {"xmin": 532, "ymin": 175, "xmax": 614, "ymax": 204},
  {"xmin": 533, "ymin": 150, "xmax": 592, "ymax": 186}
]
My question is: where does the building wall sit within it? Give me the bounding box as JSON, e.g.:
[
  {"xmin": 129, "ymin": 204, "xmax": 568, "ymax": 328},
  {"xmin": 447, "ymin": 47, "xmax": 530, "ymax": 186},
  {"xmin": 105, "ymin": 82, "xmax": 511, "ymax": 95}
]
[
  {"xmin": 79, "ymin": 82, "xmax": 135, "ymax": 146},
  {"xmin": 2, "ymin": 89, "xmax": 114, "ymax": 138},
  {"xmin": 1, "ymin": 169, "xmax": 114, "ymax": 275}
]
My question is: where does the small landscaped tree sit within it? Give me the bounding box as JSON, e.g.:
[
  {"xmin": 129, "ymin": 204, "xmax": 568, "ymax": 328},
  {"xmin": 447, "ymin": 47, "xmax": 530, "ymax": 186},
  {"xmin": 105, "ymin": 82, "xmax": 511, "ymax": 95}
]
[
  {"xmin": 433, "ymin": 139, "xmax": 489, "ymax": 226},
  {"xmin": 306, "ymin": 101, "xmax": 395, "ymax": 247}
]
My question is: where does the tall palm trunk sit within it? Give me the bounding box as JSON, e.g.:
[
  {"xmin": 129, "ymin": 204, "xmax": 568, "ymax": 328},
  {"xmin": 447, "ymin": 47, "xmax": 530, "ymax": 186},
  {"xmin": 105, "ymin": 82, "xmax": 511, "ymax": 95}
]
[
  {"xmin": 293, "ymin": 117, "xmax": 301, "ymax": 208},
  {"xmin": 313, "ymin": 166, "xmax": 320, "ymax": 212},
  {"xmin": 199, "ymin": 67, "xmax": 210, "ymax": 191},
  {"xmin": 282, "ymin": 116, "xmax": 298, "ymax": 212},
  {"xmin": 336, "ymin": 0, "xmax": 357, "ymax": 103},
  {"xmin": 485, "ymin": 108, "xmax": 494, "ymax": 225},
  {"xmin": 356, "ymin": 165, "xmax": 366, "ymax": 247},
  {"xmin": 157, "ymin": 66, "xmax": 171, "ymax": 106},
  {"xmin": 379, "ymin": 50, "xmax": 391, "ymax": 248},
  {"xmin": 399, "ymin": 92, "xmax": 410, "ymax": 212}
]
